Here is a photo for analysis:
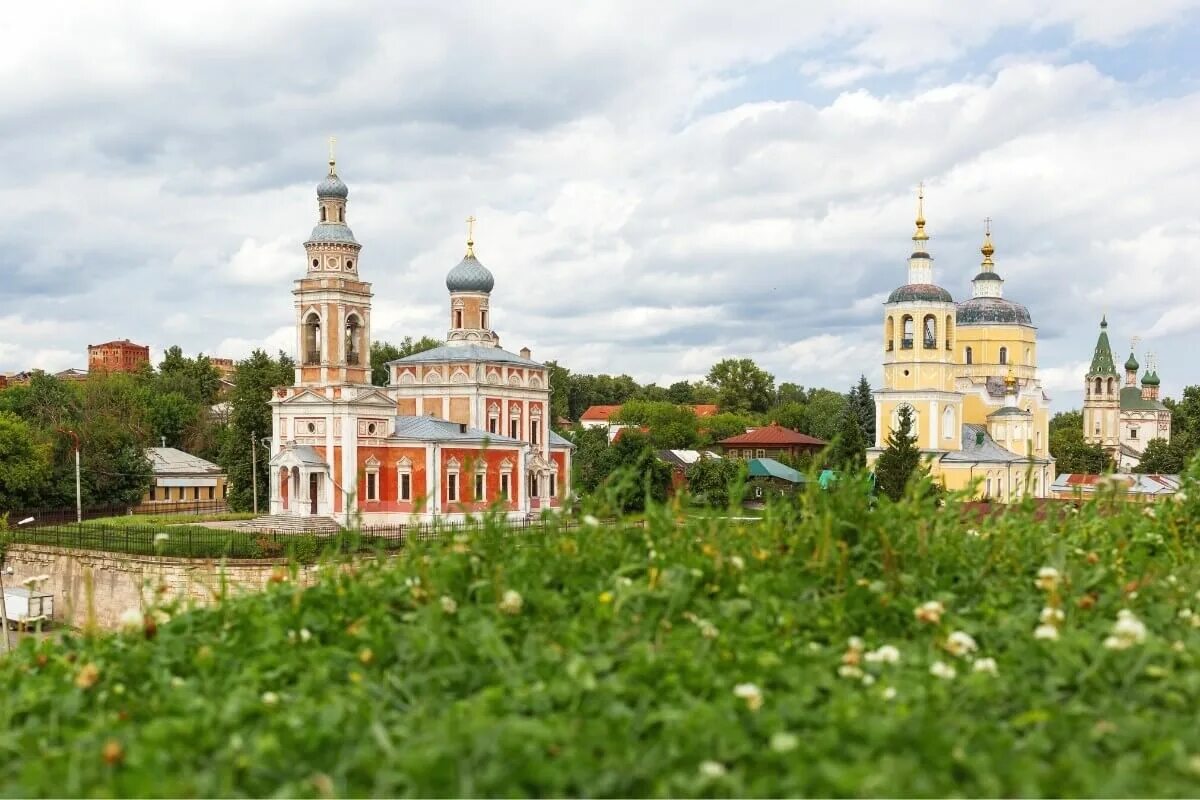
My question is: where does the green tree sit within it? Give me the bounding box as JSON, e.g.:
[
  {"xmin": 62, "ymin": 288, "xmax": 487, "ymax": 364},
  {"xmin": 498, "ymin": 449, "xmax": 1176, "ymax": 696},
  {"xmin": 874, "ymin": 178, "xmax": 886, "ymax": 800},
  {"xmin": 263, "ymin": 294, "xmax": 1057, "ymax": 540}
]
[
  {"xmin": 0, "ymin": 411, "xmax": 52, "ymax": 511},
  {"xmin": 544, "ymin": 361, "xmax": 571, "ymax": 425},
  {"xmin": 1048, "ymin": 411, "xmax": 1110, "ymax": 474},
  {"xmin": 158, "ymin": 346, "xmax": 221, "ymax": 406},
  {"xmin": 776, "ymin": 382, "xmax": 806, "ymax": 406},
  {"xmin": 849, "ymin": 375, "xmax": 875, "ymax": 444},
  {"xmin": 370, "ymin": 337, "xmax": 443, "ymax": 386},
  {"xmin": 801, "ymin": 388, "xmax": 848, "ymax": 442},
  {"xmin": 667, "ymin": 381, "xmax": 695, "ymax": 404},
  {"xmin": 873, "ymin": 404, "xmax": 925, "ymax": 501},
  {"xmin": 707, "ymin": 358, "xmax": 775, "ymax": 414},
  {"xmin": 220, "ymin": 351, "xmax": 294, "ymax": 512},
  {"xmin": 699, "ymin": 413, "xmax": 753, "ymax": 447},
  {"xmin": 829, "ymin": 409, "xmax": 866, "ymax": 471},
  {"xmin": 1134, "ymin": 436, "xmax": 1193, "ymax": 474},
  {"xmin": 605, "ymin": 429, "xmax": 673, "ymax": 512},
  {"xmin": 684, "ymin": 456, "xmax": 743, "ymax": 508},
  {"xmin": 614, "ymin": 401, "xmax": 699, "ymax": 449},
  {"xmin": 769, "ymin": 402, "xmax": 807, "ymax": 433}
]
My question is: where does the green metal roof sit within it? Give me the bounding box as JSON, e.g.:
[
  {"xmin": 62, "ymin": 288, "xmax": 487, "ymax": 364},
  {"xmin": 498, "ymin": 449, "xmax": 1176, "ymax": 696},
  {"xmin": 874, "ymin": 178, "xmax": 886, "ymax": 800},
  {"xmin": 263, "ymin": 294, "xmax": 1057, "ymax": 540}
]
[
  {"xmin": 1120, "ymin": 386, "xmax": 1167, "ymax": 411},
  {"xmin": 747, "ymin": 458, "xmax": 804, "ymax": 484},
  {"xmin": 1088, "ymin": 319, "xmax": 1117, "ymax": 377}
]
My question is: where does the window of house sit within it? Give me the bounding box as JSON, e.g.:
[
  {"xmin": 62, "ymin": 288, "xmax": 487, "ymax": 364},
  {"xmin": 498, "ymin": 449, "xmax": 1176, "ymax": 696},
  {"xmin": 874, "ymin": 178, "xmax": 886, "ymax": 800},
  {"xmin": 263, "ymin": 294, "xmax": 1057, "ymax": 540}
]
[
  {"xmin": 366, "ymin": 472, "xmax": 378, "ymax": 501},
  {"xmin": 223, "ymin": 484, "xmax": 229, "ymax": 498},
  {"xmin": 193, "ymin": 486, "xmax": 200, "ymax": 500},
  {"xmin": 149, "ymin": 486, "xmax": 156, "ymax": 501},
  {"xmin": 755, "ymin": 448, "xmax": 765, "ymax": 458},
  {"xmin": 1130, "ymin": 428, "xmax": 1138, "ymax": 440},
  {"xmin": 510, "ymin": 417, "xmax": 520, "ymax": 439},
  {"xmin": 501, "ymin": 472, "xmax": 511, "ymax": 500},
  {"xmin": 549, "ymin": 473, "xmax": 557, "ymax": 498},
  {"xmin": 447, "ymin": 473, "xmax": 458, "ymax": 502},
  {"xmin": 529, "ymin": 474, "xmax": 539, "ymax": 498},
  {"xmin": 531, "ymin": 420, "xmax": 540, "ymax": 445},
  {"xmin": 474, "ymin": 472, "xmax": 485, "ymax": 502},
  {"xmin": 400, "ymin": 472, "xmax": 411, "ymax": 501},
  {"xmin": 208, "ymin": 486, "xmax": 215, "ymax": 500}
]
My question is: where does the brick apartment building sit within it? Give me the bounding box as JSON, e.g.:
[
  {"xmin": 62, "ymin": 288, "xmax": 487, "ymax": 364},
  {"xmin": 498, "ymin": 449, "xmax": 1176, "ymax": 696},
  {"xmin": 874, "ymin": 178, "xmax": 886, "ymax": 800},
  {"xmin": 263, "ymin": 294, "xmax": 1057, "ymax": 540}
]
[{"xmin": 88, "ymin": 339, "xmax": 150, "ymax": 374}]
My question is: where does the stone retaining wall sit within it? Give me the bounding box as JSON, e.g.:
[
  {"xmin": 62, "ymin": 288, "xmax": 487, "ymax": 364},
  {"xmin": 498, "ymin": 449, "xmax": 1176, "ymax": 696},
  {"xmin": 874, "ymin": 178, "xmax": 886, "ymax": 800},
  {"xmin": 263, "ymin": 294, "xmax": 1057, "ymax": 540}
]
[{"xmin": 3, "ymin": 544, "xmax": 321, "ymax": 630}]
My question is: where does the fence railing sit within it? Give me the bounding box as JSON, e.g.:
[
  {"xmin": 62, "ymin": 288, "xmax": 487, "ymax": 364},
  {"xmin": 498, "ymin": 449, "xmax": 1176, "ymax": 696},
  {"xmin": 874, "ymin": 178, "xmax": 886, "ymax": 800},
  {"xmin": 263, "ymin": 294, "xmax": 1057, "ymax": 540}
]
[
  {"xmin": 1, "ymin": 516, "xmax": 636, "ymax": 561},
  {"xmin": 6, "ymin": 501, "xmax": 231, "ymax": 527}
]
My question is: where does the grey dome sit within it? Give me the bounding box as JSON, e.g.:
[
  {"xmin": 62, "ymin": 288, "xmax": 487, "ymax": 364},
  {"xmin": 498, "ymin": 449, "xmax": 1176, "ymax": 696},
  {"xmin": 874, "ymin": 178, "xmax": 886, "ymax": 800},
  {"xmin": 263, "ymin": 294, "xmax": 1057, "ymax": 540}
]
[
  {"xmin": 306, "ymin": 222, "xmax": 359, "ymax": 245},
  {"xmin": 956, "ymin": 297, "xmax": 1032, "ymax": 326},
  {"xmin": 317, "ymin": 172, "xmax": 348, "ymax": 199},
  {"xmin": 446, "ymin": 255, "xmax": 495, "ymax": 293},
  {"xmin": 887, "ymin": 283, "xmax": 954, "ymax": 304}
]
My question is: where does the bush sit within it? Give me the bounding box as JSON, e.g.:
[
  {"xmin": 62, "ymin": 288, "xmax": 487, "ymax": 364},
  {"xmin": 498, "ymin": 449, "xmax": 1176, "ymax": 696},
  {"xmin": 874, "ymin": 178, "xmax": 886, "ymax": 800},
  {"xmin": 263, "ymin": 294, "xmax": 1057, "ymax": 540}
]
[{"xmin": 2, "ymin": 476, "xmax": 1200, "ymax": 795}]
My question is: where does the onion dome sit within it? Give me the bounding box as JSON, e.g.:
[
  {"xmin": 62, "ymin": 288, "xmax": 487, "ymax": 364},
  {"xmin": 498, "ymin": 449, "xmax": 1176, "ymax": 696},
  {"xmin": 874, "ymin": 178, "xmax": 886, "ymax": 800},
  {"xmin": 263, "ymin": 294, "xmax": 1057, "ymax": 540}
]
[
  {"xmin": 1142, "ymin": 371, "xmax": 1160, "ymax": 387},
  {"xmin": 957, "ymin": 222, "xmax": 1032, "ymax": 326},
  {"xmin": 446, "ymin": 219, "xmax": 494, "ymax": 293},
  {"xmin": 317, "ymin": 158, "xmax": 348, "ymax": 199},
  {"xmin": 1125, "ymin": 352, "xmax": 1140, "ymax": 372},
  {"xmin": 888, "ymin": 284, "xmax": 954, "ymax": 303},
  {"xmin": 306, "ymin": 222, "xmax": 358, "ymax": 245}
]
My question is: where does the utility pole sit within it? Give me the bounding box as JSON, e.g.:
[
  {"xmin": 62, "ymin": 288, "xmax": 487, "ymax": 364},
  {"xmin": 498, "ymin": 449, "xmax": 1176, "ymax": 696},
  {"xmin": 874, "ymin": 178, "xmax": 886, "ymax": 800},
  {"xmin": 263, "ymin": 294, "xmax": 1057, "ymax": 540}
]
[
  {"xmin": 60, "ymin": 429, "xmax": 81, "ymax": 524},
  {"xmin": 251, "ymin": 430, "xmax": 258, "ymax": 515}
]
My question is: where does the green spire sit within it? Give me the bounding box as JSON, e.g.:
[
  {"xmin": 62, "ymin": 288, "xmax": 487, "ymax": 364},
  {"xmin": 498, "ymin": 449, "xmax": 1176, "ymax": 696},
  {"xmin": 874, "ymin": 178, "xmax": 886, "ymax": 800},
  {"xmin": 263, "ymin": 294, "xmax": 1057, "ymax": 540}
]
[{"xmin": 1088, "ymin": 317, "xmax": 1118, "ymax": 377}]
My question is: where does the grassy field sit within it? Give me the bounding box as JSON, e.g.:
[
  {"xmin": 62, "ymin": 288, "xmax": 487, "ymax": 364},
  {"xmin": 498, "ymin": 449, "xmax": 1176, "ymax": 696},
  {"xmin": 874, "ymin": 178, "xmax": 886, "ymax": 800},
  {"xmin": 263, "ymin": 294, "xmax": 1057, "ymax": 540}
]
[
  {"xmin": 2, "ymin": 474, "xmax": 1200, "ymax": 796},
  {"xmin": 79, "ymin": 512, "xmax": 257, "ymax": 527}
]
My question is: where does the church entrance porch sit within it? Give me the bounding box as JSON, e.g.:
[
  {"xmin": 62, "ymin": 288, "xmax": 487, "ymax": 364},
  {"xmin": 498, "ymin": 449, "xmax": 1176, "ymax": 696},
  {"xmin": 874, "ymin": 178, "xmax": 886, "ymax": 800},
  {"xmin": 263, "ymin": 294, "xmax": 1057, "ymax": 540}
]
[{"xmin": 269, "ymin": 443, "xmax": 332, "ymax": 517}]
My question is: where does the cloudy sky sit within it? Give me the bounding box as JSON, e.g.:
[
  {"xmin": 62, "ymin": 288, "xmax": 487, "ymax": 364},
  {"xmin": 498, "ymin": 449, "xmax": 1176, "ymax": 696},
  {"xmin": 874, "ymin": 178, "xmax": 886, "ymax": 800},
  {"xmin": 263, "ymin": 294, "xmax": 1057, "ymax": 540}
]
[{"xmin": 3, "ymin": 1, "xmax": 1198, "ymax": 409}]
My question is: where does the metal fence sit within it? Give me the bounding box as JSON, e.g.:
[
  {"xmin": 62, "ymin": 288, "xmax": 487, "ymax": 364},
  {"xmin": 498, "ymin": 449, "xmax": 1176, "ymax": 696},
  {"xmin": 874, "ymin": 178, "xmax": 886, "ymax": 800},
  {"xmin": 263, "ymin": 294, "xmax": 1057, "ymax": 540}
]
[{"xmin": 1, "ymin": 516, "xmax": 635, "ymax": 561}]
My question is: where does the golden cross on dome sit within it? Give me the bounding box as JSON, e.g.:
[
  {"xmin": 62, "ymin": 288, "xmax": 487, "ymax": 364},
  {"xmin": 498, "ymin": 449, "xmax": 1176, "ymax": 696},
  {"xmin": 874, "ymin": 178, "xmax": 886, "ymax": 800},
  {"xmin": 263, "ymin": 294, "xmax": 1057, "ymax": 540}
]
[
  {"xmin": 1131, "ymin": 335, "xmax": 1142, "ymax": 354},
  {"xmin": 465, "ymin": 215, "xmax": 477, "ymax": 257},
  {"xmin": 984, "ymin": 216, "xmax": 992, "ymax": 235},
  {"xmin": 327, "ymin": 135, "xmax": 337, "ymax": 173}
]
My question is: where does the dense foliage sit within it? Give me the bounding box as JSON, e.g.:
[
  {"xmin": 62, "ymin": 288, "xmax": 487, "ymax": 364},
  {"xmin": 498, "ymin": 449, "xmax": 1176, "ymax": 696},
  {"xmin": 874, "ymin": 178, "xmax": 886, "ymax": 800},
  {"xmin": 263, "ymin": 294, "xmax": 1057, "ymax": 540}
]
[
  {"xmin": 1048, "ymin": 411, "xmax": 1111, "ymax": 474},
  {"xmin": 218, "ymin": 351, "xmax": 295, "ymax": 513},
  {"xmin": 874, "ymin": 404, "xmax": 923, "ymax": 500},
  {"xmin": 4, "ymin": 471, "xmax": 1200, "ymax": 796},
  {"xmin": 369, "ymin": 337, "xmax": 443, "ymax": 387}
]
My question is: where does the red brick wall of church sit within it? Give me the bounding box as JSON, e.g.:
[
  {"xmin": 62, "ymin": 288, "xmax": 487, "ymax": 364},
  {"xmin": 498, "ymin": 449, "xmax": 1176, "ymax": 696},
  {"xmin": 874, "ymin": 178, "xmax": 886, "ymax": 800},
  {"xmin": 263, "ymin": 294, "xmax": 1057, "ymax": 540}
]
[
  {"xmin": 440, "ymin": 447, "xmax": 522, "ymax": 514},
  {"xmin": 355, "ymin": 445, "xmax": 428, "ymax": 514},
  {"xmin": 549, "ymin": 450, "xmax": 569, "ymax": 508}
]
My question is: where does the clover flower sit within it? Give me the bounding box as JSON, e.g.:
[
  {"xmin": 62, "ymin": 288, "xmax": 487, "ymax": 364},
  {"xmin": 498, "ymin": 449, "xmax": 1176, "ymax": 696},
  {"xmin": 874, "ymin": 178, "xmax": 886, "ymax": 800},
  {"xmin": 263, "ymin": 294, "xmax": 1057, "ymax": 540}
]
[
  {"xmin": 929, "ymin": 661, "xmax": 956, "ymax": 680},
  {"xmin": 698, "ymin": 761, "xmax": 726, "ymax": 778},
  {"xmin": 1039, "ymin": 607, "xmax": 1065, "ymax": 625},
  {"xmin": 837, "ymin": 664, "xmax": 863, "ymax": 680},
  {"xmin": 118, "ymin": 608, "xmax": 144, "ymax": 630},
  {"xmin": 882, "ymin": 686, "xmax": 897, "ymax": 700},
  {"xmin": 698, "ymin": 620, "xmax": 720, "ymax": 640},
  {"xmin": 972, "ymin": 657, "xmax": 998, "ymax": 675},
  {"xmin": 440, "ymin": 596, "xmax": 458, "ymax": 615},
  {"xmin": 729, "ymin": 555, "xmax": 745, "ymax": 571},
  {"xmin": 1035, "ymin": 567, "xmax": 1061, "ymax": 592},
  {"xmin": 770, "ymin": 732, "xmax": 799, "ymax": 753},
  {"xmin": 582, "ymin": 515, "xmax": 600, "ymax": 528},
  {"xmin": 261, "ymin": 691, "xmax": 280, "ymax": 707},
  {"xmin": 914, "ymin": 600, "xmax": 944, "ymax": 625},
  {"xmin": 498, "ymin": 589, "xmax": 523, "ymax": 615},
  {"xmin": 733, "ymin": 682, "xmax": 763, "ymax": 711},
  {"xmin": 1103, "ymin": 609, "xmax": 1147, "ymax": 650},
  {"xmin": 944, "ymin": 631, "xmax": 978, "ymax": 658},
  {"xmin": 863, "ymin": 645, "xmax": 901, "ymax": 665},
  {"xmin": 154, "ymin": 532, "xmax": 170, "ymax": 544},
  {"xmin": 1033, "ymin": 624, "xmax": 1059, "ymax": 641}
]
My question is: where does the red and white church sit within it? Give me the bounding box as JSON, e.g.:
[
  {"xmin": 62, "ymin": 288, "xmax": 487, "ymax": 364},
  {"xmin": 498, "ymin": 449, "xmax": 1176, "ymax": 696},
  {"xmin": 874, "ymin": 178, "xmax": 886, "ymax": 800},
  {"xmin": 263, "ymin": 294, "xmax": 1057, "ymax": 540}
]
[{"xmin": 268, "ymin": 157, "xmax": 572, "ymax": 524}]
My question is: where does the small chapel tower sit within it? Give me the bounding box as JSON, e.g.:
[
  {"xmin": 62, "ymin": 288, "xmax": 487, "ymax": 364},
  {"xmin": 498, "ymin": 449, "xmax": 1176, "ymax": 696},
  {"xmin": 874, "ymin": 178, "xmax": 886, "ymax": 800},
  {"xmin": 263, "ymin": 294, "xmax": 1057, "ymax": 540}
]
[
  {"xmin": 1083, "ymin": 316, "xmax": 1120, "ymax": 450},
  {"xmin": 294, "ymin": 145, "xmax": 373, "ymax": 386},
  {"xmin": 444, "ymin": 216, "xmax": 499, "ymax": 347}
]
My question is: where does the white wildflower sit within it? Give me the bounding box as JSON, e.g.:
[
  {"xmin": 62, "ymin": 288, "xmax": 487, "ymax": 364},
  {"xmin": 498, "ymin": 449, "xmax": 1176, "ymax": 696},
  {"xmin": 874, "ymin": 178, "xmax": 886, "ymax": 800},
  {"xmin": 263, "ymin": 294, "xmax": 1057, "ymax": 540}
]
[
  {"xmin": 847, "ymin": 636, "xmax": 865, "ymax": 652},
  {"xmin": 1035, "ymin": 567, "xmax": 1060, "ymax": 592},
  {"xmin": 966, "ymin": 528, "xmax": 981, "ymax": 538},
  {"xmin": 299, "ymin": 628, "xmax": 311, "ymax": 643},
  {"xmin": 837, "ymin": 664, "xmax": 863, "ymax": 679},
  {"xmin": 20, "ymin": 574, "xmax": 50, "ymax": 588},
  {"xmin": 440, "ymin": 596, "xmax": 458, "ymax": 615},
  {"xmin": 1104, "ymin": 609, "xmax": 1147, "ymax": 650},
  {"xmin": 944, "ymin": 631, "xmax": 978, "ymax": 658},
  {"xmin": 170, "ymin": 676, "xmax": 185, "ymax": 688},
  {"xmin": 615, "ymin": 576, "xmax": 633, "ymax": 587},
  {"xmin": 698, "ymin": 761, "xmax": 726, "ymax": 778},
  {"xmin": 769, "ymin": 732, "xmax": 799, "ymax": 753},
  {"xmin": 861, "ymin": 673, "xmax": 876, "ymax": 686},
  {"xmin": 1173, "ymin": 640, "xmax": 1186, "ymax": 653},
  {"xmin": 261, "ymin": 691, "xmax": 280, "ymax": 707},
  {"xmin": 582, "ymin": 514, "xmax": 600, "ymax": 528},
  {"xmin": 1034, "ymin": 624, "xmax": 1059, "ymax": 641},
  {"xmin": 498, "ymin": 589, "xmax": 523, "ymax": 615},
  {"xmin": 929, "ymin": 661, "xmax": 957, "ymax": 680},
  {"xmin": 118, "ymin": 608, "xmax": 144, "ymax": 629},
  {"xmin": 1179, "ymin": 608, "xmax": 1193, "ymax": 620},
  {"xmin": 882, "ymin": 686, "xmax": 897, "ymax": 700},
  {"xmin": 914, "ymin": 600, "xmax": 945, "ymax": 625},
  {"xmin": 1040, "ymin": 607, "xmax": 1066, "ymax": 625},
  {"xmin": 153, "ymin": 532, "xmax": 170, "ymax": 544},
  {"xmin": 864, "ymin": 645, "xmax": 901, "ymax": 665},
  {"xmin": 729, "ymin": 555, "xmax": 745, "ymax": 571},
  {"xmin": 972, "ymin": 657, "xmax": 998, "ymax": 675},
  {"xmin": 733, "ymin": 682, "xmax": 763, "ymax": 711},
  {"xmin": 698, "ymin": 620, "xmax": 719, "ymax": 640}
]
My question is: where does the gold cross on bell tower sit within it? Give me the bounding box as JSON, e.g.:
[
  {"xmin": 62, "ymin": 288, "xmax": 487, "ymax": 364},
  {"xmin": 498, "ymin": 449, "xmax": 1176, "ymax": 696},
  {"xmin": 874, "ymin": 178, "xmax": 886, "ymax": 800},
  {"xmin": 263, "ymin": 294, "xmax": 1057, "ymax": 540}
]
[
  {"xmin": 465, "ymin": 215, "xmax": 476, "ymax": 257},
  {"xmin": 327, "ymin": 135, "xmax": 337, "ymax": 174}
]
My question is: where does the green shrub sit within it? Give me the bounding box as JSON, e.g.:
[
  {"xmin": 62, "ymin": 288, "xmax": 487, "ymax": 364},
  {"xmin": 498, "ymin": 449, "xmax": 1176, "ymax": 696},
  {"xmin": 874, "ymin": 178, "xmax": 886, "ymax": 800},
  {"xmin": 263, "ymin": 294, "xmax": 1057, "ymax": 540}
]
[{"xmin": 2, "ymin": 474, "xmax": 1200, "ymax": 796}]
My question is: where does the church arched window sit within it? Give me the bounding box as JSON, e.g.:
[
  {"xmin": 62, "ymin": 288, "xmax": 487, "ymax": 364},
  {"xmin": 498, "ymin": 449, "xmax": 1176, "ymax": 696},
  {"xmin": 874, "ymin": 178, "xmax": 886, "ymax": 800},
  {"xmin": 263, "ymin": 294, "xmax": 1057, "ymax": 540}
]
[
  {"xmin": 923, "ymin": 315, "xmax": 937, "ymax": 349},
  {"xmin": 1094, "ymin": 377, "xmax": 1102, "ymax": 396},
  {"xmin": 345, "ymin": 314, "xmax": 362, "ymax": 366},
  {"xmin": 999, "ymin": 346, "xmax": 1008, "ymax": 365},
  {"xmin": 901, "ymin": 316, "xmax": 914, "ymax": 349},
  {"xmin": 481, "ymin": 309, "xmax": 488, "ymax": 329},
  {"xmin": 338, "ymin": 207, "xmax": 344, "ymax": 223},
  {"xmin": 945, "ymin": 314, "xmax": 953, "ymax": 350},
  {"xmin": 942, "ymin": 405, "xmax": 955, "ymax": 440},
  {"xmin": 965, "ymin": 346, "xmax": 973, "ymax": 365},
  {"xmin": 320, "ymin": 207, "xmax": 327, "ymax": 222},
  {"xmin": 304, "ymin": 313, "xmax": 321, "ymax": 365},
  {"xmin": 886, "ymin": 316, "xmax": 895, "ymax": 351},
  {"xmin": 1107, "ymin": 377, "xmax": 1115, "ymax": 396},
  {"xmin": 454, "ymin": 309, "xmax": 463, "ymax": 328}
]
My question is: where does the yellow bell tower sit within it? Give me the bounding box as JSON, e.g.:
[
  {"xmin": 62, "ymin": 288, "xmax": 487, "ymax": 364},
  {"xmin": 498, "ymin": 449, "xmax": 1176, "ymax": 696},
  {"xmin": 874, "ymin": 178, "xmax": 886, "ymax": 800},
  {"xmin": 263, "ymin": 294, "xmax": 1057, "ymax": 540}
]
[{"xmin": 873, "ymin": 185, "xmax": 963, "ymax": 454}]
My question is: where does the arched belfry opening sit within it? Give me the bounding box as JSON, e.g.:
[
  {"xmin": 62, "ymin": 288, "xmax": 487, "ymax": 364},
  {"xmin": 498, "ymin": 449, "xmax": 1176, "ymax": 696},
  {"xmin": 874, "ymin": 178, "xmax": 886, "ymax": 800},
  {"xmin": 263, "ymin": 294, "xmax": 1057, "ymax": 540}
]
[
  {"xmin": 304, "ymin": 313, "xmax": 321, "ymax": 365},
  {"xmin": 345, "ymin": 314, "xmax": 362, "ymax": 366}
]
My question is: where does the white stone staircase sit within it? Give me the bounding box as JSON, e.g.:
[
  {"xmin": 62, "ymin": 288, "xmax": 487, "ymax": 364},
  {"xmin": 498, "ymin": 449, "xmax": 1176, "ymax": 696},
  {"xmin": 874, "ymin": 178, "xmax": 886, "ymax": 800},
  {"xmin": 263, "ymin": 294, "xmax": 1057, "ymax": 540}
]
[{"xmin": 236, "ymin": 514, "xmax": 343, "ymax": 534}]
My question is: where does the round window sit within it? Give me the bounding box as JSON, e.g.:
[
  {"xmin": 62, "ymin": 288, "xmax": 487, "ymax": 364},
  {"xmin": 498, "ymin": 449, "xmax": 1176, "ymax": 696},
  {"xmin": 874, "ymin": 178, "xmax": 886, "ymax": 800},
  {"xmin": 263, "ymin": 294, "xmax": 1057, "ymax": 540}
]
[
  {"xmin": 903, "ymin": 369, "xmax": 910, "ymax": 377},
  {"xmin": 367, "ymin": 423, "xmax": 377, "ymax": 435},
  {"xmin": 307, "ymin": 422, "xmax": 316, "ymax": 434}
]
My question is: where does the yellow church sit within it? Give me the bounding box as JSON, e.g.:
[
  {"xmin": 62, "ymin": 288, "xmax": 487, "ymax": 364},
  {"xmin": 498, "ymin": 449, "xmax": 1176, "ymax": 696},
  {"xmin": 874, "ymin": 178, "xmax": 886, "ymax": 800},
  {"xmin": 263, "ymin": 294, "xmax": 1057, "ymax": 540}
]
[{"xmin": 867, "ymin": 188, "xmax": 1055, "ymax": 501}]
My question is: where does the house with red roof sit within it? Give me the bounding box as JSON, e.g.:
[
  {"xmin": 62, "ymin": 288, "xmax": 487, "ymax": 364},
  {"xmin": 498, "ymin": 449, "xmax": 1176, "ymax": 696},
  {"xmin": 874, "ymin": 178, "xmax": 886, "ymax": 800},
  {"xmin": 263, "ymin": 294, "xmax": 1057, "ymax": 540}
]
[
  {"xmin": 718, "ymin": 423, "xmax": 827, "ymax": 461},
  {"xmin": 580, "ymin": 403, "xmax": 721, "ymax": 442}
]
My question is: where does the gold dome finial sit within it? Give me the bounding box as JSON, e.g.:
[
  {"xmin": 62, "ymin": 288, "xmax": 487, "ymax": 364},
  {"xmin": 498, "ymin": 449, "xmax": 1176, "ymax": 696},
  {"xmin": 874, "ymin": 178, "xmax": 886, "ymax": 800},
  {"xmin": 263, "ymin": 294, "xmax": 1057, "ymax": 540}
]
[
  {"xmin": 465, "ymin": 215, "xmax": 476, "ymax": 258},
  {"xmin": 1005, "ymin": 367, "xmax": 1017, "ymax": 391},
  {"xmin": 912, "ymin": 181, "xmax": 928, "ymax": 242},
  {"xmin": 980, "ymin": 216, "xmax": 995, "ymax": 267}
]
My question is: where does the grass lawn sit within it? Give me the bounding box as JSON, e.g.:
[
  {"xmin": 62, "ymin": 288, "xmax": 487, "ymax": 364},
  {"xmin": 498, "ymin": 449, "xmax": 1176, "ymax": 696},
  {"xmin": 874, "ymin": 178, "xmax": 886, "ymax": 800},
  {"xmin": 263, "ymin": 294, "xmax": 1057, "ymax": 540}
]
[
  {"xmin": 79, "ymin": 512, "xmax": 257, "ymax": 528},
  {"xmin": 2, "ymin": 476, "xmax": 1200, "ymax": 796}
]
